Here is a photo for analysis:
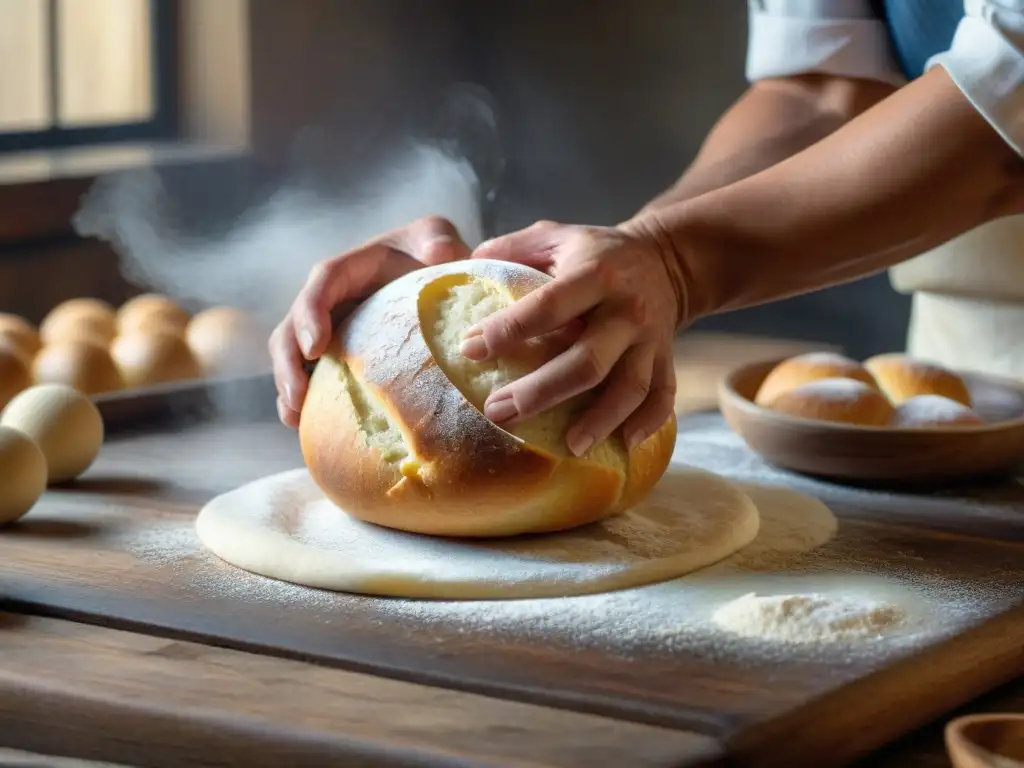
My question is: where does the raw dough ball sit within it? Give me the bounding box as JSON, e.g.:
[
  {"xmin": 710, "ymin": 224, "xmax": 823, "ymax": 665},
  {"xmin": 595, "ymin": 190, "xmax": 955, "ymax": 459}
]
[
  {"xmin": 0, "ymin": 384, "xmax": 104, "ymax": 483},
  {"xmin": 0, "ymin": 313, "xmax": 40, "ymax": 361},
  {"xmin": 755, "ymin": 352, "xmax": 878, "ymax": 407},
  {"xmin": 33, "ymin": 341, "xmax": 125, "ymax": 396},
  {"xmin": 117, "ymin": 294, "xmax": 190, "ymax": 336},
  {"xmin": 186, "ymin": 306, "xmax": 267, "ymax": 376},
  {"xmin": 0, "ymin": 346, "xmax": 32, "ymax": 410},
  {"xmin": 40, "ymin": 298, "xmax": 117, "ymax": 347},
  {"xmin": 763, "ymin": 377, "xmax": 895, "ymax": 427},
  {"xmin": 196, "ymin": 465, "xmax": 760, "ymax": 599},
  {"xmin": 111, "ymin": 330, "xmax": 201, "ymax": 387},
  {"xmin": 0, "ymin": 425, "xmax": 47, "ymax": 523},
  {"xmin": 863, "ymin": 353, "xmax": 972, "ymax": 407},
  {"xmin": 892, "ymin": 394, "xmax": 984, "ymax": 428}
]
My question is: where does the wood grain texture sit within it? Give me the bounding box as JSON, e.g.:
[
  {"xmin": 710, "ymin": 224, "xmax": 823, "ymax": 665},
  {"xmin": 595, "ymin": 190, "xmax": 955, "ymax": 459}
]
[
  {"xmin": 866, "ymin": 676, "xmax": 1024, "ymax": 767},
  {"xmin": 0, "ymin": 749, "xmax": 128, "ymax": 768},
  {"xmin": 0, "ymin": 416, "xmax": 1020, "ymax": 767},
  {"xmin": 0, "ymin": 613, "xmax": 718, "ymax": 768},
  {"xmin": 945, "ymin": 714, "xmax": 1024, "ymax": 768}
]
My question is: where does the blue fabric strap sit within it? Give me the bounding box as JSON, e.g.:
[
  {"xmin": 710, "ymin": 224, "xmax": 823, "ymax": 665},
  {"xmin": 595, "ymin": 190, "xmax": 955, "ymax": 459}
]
[{"xmin": 874, "ymin": 0, "xmax": 965, "ymax": 80}]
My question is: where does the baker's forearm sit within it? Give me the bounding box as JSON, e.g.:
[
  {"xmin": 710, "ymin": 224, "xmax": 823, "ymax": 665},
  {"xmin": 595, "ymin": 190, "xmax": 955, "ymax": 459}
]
[
  {"xmin": 638, "ymin": 67, "xmax": 1024, "ymax": 321},
  {"xmin": 642, "ymin": 75, "xmax": 896, "ymax": 211}
]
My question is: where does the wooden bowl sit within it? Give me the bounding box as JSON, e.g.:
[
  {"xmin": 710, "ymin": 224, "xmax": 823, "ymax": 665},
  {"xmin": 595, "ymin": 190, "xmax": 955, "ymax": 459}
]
[
  {"xmin": 946, "ymin": 714, "xmax": 1024, "ymax": 768},
  {"xmin": 718, "ymin": 357, "xmax": 1024, "ymax": 483}
]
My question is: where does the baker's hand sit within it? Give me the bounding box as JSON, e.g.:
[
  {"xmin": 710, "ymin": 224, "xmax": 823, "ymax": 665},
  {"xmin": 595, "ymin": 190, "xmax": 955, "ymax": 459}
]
[
  {"xmin": 271, "ymin": 216, "xmax": 470, "ymax": 428},
  {"xmin": 463, "ymin": 219, "xmax": 685, "ymax": 456}
]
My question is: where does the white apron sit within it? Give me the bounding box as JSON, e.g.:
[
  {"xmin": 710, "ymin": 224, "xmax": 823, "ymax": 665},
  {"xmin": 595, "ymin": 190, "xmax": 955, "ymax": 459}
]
[{"xmin": 889, "ymin": 215, "xmax": 1024, "ymax": 378}]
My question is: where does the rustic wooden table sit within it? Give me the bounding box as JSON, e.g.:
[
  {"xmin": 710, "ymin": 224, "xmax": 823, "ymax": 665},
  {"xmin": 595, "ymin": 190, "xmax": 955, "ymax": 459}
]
[
  {"xmin": 0, "ymin": 611, "xmax": 1018, "ymax": 768},
  {"xmin": 0, "ymin": 333, "xmax": 1017, "ymax": 767}
]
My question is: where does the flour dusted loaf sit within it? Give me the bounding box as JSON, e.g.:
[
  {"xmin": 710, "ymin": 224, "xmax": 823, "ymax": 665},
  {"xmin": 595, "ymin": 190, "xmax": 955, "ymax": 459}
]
[
  {"xmin": 863, "ymin": 353, "xmax": 972, "ymax": 407},
  {"xmin": 762, "ymin": 377, "xmax": 895, "ymax": 427},
  {"xmin": 753, "ymin": 350, "xmax": 985, "ymax": 428},
  {"xmin": 754, "ymin": 352, "xmax": 878, "ymax": 407},
  {"xmin": 299, "ymin": 259, "xmax": 677, "ymax": 538}
]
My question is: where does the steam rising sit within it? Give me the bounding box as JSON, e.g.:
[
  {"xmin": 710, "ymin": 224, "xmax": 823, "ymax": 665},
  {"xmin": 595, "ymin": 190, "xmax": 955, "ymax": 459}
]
[
  {"xmin": 73, "ymin": 142, "xmax": 486, "ymax": 335},
  {"xmin": 71, "ymin": 85, "xmax": 498, "ymax": 423}
]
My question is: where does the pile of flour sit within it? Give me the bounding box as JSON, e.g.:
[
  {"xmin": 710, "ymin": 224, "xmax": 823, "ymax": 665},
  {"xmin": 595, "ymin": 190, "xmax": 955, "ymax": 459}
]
[{"xmin": 712, "ymin": 592, "xmax": 907, "ymax": 644}]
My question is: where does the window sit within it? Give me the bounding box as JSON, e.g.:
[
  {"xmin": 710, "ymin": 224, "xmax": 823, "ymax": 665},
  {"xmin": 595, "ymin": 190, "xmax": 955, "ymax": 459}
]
[{"xmin": 0, "ymin": 0, "xmax": 177, "ymax": 153}]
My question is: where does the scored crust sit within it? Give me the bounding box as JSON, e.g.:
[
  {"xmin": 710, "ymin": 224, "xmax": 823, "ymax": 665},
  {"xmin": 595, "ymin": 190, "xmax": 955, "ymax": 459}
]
[{"xmin": 299, "ymin": 259, "xmax": 676, "ymax": 538}]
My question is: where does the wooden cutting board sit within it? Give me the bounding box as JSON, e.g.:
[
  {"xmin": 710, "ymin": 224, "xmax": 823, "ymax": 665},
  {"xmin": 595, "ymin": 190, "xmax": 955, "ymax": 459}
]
[{"xmin": 0, "ymin": 414, "xmax": 1022, "ymax": 768}]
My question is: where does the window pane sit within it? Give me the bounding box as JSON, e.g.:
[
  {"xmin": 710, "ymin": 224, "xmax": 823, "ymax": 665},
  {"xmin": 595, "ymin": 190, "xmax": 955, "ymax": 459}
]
[
  {"xmin": 57, "ymin": 0, "xmax": 153, "ymax": 127},
  {"xmin": 0, "ymin": 0, "xmax": 50, "ymax": 132}
]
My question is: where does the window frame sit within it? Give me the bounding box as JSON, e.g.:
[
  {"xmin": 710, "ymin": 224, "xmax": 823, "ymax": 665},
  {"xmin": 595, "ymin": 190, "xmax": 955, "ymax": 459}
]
[{"xmin": 0, "ymin": 0, "xmax": 179, "ymax": 154}]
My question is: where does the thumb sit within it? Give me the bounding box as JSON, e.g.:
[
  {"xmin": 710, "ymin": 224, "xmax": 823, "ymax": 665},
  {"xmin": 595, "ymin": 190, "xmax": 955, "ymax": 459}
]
[
  {"xmin": 472, "ymin": 220, "xmax": 561, "ymax": 271},
  {"xmin": 399, "ymin": 216, "xmax": 471, "ymax": 266}
]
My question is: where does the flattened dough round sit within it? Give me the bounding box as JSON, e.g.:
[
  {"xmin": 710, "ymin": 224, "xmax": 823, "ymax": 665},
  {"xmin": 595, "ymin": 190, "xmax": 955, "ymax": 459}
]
[{"xmin": 195, "ymin": 465, "xmax": 761, "ymax": 599}]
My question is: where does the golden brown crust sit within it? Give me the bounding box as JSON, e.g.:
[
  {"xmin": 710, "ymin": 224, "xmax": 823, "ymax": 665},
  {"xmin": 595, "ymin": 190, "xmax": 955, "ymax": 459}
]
[
  {"xmin": 40, "ymin": 299, "xmax": 117, "ymax": 346},
  {"xmin": 186, "ymin": 307, "xmax": 266, "ymax": 375},
  {"xmin": 299, "ymin": 259, "xmax": 675, "ymax": 538},
  {"xmin": 111, "ymin": 330, "xmax": 201, "ymax": 387},
  {"xmin": 754, "ymin": 352, "xmax": 878, "ymax": 406},
  {"xmin": 863, "ymin": 353, "xmax": 972, "ymax": 407},
  {"xmin": 32, "ymin": 341, "xmax": 125, "ymax": 395},
  {"xmin": 117, "ymin": 294, "xmax": 190, "ymax": 335},
  {"xmin": 0, "ymin": 314, "xmax": 40, "ymax": 362},
  {"xmin": 0, "ymin": 348, "xmax": 31, "ymax": 410},
  {"xmin": 764, "ymin": 377, "xmax": 895, "ymax": 426}
]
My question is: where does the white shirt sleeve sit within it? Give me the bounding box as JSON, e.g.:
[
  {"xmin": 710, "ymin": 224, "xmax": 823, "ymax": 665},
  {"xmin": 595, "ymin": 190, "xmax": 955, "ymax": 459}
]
[
  {"xmin": 928, "ymin": 1, "xmax": 1024, "ymax": 156},
  {"xmin": 745, "ymin": 0, "xmax": 907, "ymax": 85}
]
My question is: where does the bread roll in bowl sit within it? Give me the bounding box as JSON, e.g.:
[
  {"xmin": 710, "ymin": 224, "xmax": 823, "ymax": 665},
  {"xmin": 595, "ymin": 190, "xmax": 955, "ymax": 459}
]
[
  {"xmin": 299, "ymin": 259, "xmax": 677, "ymax": 539},
  {"xmin": 863, "ymin": 353, "xmax": 972, "ymax": 407},
  {"xmin": 892, "ymin": 394, "xmax": 983, "ymax": 428},
  {"xmin": 763, "ymin": 377, "xmax": 895, "ymax": 427},
  {"xmin": 754, "ymin": 352, "xmax": 878, "ymax": 406}
]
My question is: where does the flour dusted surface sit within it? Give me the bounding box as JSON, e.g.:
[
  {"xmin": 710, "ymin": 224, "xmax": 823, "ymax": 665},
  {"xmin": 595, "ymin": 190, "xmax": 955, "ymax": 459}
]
[{"xmin": 712, "ymin": 593, "xmax": 907, "ymax": 643}]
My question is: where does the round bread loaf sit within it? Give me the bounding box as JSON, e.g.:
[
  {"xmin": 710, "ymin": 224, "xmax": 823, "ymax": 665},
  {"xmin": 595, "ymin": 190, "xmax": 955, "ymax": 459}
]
[
  {"xmin": 117, "ymin": 294, "xmax": 190, "ymax": 336},
  {"xmin": 0, "ymin": 314, "xmax": 40, "ymax": 362},
  {"xmin": 186, "ymin": 306, "xmax": 267, "ymax": 376},
  {"xmin": 299, "ymin": 259, "xmax": 677, "ymax": 538},
  {"xmin": 863, "ymin": 353, "xmax": 972, "ymax": 407},
  {"xmin": 40, "ymin": 298, "xmax": 117, "ymax": 347},
  {"xmin": 33, "ymin": 341, "xmax": 125, "ymax": 396},
  {"xmin": 892, "ymin": 394, "xmax": 983, "ymax": 428},
  {"xmin": 111, "ymin": 330, "xmax": 201, "ymax": 388},
  {"xmin": 0, "ymin": 346, "xmax": 31, "ymax": 410},
  {"xmin": 763, "ymin": 377, "xmax": 895, "ymax": 426},
  {"xmin": 754, "ymin": 352, "xmax": 878, "ymax": 406}
]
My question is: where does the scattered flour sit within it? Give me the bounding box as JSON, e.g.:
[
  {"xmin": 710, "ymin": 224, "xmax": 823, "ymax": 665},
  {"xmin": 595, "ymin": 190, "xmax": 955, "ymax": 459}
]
[
  {"xmin": 712, "ymin": 592, "xmax": 906, "ymax": 643},
  {"xmin": 96, "ymin": 415, "xmax": 1021, "ymax": 669}
]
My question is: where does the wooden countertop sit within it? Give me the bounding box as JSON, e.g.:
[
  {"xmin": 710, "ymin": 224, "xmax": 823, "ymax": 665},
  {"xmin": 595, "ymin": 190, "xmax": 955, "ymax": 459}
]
[
  {"xmin": 0, "ymin": 611, "xmax": 1018, "ymax": 768},
  {"xmin": 0, "ymin": 331, "xmax": 1018, "ymax": 767}
]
